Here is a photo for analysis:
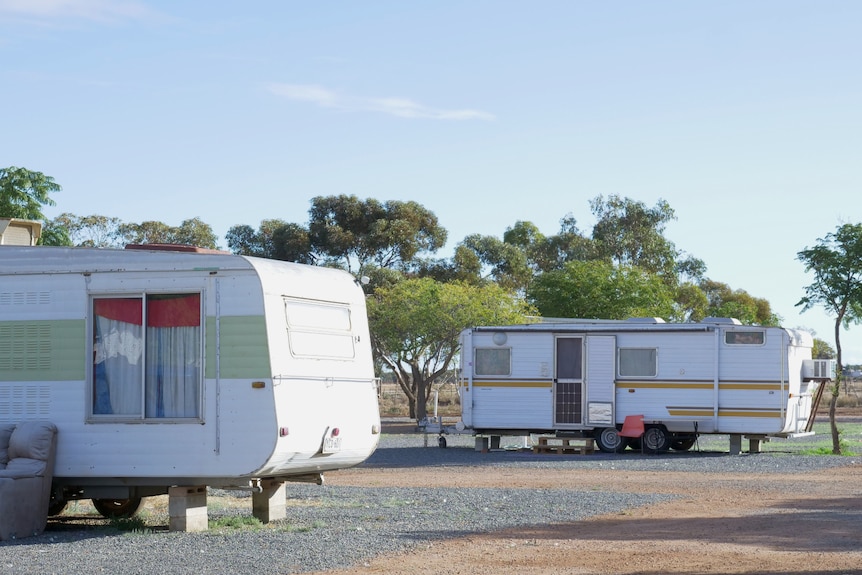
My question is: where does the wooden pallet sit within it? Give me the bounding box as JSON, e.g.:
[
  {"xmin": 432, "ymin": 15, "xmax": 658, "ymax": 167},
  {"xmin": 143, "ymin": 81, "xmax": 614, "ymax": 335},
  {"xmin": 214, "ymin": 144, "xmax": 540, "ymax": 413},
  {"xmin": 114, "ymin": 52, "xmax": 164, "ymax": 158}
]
[{"xmin": 532, "ymin": 436, "xmax": 595, "ymax": 455}]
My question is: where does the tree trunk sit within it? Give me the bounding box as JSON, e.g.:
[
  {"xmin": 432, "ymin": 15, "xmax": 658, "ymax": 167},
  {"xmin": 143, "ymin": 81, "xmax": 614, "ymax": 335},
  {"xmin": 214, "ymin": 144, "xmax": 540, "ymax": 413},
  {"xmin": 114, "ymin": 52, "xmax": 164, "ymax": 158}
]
[
  {"xmin": 414, "ymin": 364, "xmax": 428, "ymax": 422},
  {"xmin": 831, "ymin": 317, "xmax": 843, "ymax": 455},
  {"xmin": 829, "ymin": 383, "xmax": 840, "ymax": 454}
]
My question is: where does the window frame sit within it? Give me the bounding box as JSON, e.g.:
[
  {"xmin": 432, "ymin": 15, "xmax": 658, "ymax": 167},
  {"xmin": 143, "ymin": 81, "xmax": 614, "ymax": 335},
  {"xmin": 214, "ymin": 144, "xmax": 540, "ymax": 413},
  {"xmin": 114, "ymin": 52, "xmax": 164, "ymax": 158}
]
[
  {"xmin": 724, "ymin": 330, "xmax": 766, "ymax": 346},
  {"xmin": 284, "ymin": 297, "xmax": 356, "ymax": 360},
  {"xmin": 618, "ymin": 347, "xmax": 658, "ymax": 378},
  {"xmin": 88, "ymin": 291, "xmax": 204, "ymax": 423},
  {"xmin": 474, "ymin": 347, "xmax": 512, "ymax": 376}
]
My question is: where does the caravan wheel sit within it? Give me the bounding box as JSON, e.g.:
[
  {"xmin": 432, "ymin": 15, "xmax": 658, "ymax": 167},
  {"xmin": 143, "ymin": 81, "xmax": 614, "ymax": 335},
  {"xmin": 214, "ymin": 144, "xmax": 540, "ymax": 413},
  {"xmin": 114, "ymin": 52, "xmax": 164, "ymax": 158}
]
[
  {"xmin": 595, "ymin": 427, "xmax": 628, "ymax": 453},
  {"xmin": 92, "ymin": 497, "xmax": 143, "ymax": 519},
  {"xmin": 642, "ymin": 426, "xmax": 671, "ymax": 453}
]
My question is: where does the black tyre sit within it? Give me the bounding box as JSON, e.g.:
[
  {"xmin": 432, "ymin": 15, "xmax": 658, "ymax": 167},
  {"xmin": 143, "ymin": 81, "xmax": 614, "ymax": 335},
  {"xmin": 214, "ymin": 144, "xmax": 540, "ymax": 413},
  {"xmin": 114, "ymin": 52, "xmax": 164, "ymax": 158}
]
[
  {"xmin": 438, "ymin": 436, "xmax": 447, "ymax": 448},
  {"xmin": 594, "ymin": 427, "xmax": 628, "ymax": 453},
  {"xmin": 642, "ymin": 426, "xmax": 671, "ymax": 453},
  {"xmin": 92, "ymin": 497, "xmax": 143, "ymax": 519}
]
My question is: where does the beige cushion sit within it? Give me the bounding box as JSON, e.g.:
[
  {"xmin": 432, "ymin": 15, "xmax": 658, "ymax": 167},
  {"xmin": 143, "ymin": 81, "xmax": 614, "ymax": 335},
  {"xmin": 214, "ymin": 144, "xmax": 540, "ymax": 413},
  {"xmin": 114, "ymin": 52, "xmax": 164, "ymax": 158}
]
[{"xmin": 8, "ymin": 421, "xmax": 56, "ymax": 461}]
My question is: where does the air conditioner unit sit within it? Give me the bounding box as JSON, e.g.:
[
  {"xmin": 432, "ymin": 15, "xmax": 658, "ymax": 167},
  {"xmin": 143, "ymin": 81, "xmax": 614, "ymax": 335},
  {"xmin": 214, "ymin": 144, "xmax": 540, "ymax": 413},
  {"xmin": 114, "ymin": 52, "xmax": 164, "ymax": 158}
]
[{"xmin": 802, "ymin": 359, "xmax": 836, "ymax": 380}]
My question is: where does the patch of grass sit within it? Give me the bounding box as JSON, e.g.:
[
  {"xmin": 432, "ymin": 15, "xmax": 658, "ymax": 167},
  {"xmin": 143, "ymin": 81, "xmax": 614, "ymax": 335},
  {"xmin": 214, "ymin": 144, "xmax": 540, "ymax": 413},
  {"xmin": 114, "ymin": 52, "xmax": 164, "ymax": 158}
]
[
  {"xmin": 210, "ymin": 515, "xmax": 263, "ymax": 530},
  {"xmin": 277, "ymin": 519, "xmax": 325, "ymax": 533},
  {"xmin": 109, "ymin": 515, "xmax": 151, "ymax": 533}
]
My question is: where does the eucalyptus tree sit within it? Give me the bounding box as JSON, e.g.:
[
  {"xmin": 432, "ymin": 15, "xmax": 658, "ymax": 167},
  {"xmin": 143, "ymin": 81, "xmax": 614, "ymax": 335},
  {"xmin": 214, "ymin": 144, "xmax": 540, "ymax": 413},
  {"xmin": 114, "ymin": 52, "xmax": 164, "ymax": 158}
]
[
  {"xmin": 49, "ymin": 213, "xmax": 124, "ymax": 247},
  {"xmin": 229, "ymin": 195, "xmax": 447, "ymax": 279},
  {"xmin": 367, "ymin": 278, "xmax": 534, "ymax": 420},
  {"xmin": 797, "ymin": 222, "xmax": 862, "ymax": 454},
  {"xmin": 527, "ymin": 260, "xmax": 677, "ymax": 320},
  {"xmin": 119, "ymin": 217, "xmax": 218, "ymax": 249}
]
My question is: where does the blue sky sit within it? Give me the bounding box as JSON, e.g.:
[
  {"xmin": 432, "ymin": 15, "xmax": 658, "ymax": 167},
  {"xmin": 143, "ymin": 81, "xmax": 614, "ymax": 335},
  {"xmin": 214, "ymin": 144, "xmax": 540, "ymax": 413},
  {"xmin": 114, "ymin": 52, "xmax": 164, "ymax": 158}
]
[{"xmin": 2, "ymin": 1, "xmax": 860, "ymax": 362}]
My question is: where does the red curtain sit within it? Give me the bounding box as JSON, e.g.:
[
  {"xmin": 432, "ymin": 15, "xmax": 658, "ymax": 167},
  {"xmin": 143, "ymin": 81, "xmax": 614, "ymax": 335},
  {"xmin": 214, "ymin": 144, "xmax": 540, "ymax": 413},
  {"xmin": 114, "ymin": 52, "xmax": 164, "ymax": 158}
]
[{"xmin": 94, "ymin": 294, "xmax": 200, "ymax": 327}]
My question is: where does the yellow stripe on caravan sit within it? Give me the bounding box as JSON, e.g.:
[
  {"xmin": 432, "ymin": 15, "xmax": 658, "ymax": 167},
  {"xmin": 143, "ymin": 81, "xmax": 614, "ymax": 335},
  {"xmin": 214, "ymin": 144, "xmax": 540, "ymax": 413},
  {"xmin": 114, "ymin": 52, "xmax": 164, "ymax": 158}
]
[
  {"xmin": 471, "ymin": 381, "xmax": 553, "ymax": 388},
  {"xmin": 667, "ymin": 408, "xmax": 713, "ymax": 417},
  {"xmin": 719, "ymin": 383, "xmax": 782, "ymax": 391}
]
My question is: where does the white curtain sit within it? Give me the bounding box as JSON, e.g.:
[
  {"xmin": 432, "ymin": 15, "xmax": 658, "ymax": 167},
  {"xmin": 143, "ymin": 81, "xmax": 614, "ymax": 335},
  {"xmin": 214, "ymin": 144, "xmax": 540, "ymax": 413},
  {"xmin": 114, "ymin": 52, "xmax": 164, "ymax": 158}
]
[
  {"xmin": 94, "ymin": 316, "xmax": 143, "ymax": 415},
  {"xmin": 145, "ymin": 325, "xmax": 200, "ymax": 418}
]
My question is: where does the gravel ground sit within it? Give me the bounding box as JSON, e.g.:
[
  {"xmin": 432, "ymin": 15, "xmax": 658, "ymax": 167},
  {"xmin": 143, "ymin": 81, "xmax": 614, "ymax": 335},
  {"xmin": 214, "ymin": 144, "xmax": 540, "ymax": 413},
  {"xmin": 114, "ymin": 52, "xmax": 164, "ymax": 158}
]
[{"xmin": 0, "ymin": 429, "xmax": 857, "ymax": 575}]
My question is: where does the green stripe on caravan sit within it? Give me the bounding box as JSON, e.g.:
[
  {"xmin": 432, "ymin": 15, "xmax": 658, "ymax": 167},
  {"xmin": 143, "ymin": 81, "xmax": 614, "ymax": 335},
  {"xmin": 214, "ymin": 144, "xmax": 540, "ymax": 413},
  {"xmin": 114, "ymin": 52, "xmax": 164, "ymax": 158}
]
[
  {"xmin": 205, "ymin": 315, "xmax": 271, "ymax": 379},
  {"xmin": 0, "ymin": 320, "xmax": 86, "ymax": 381}
]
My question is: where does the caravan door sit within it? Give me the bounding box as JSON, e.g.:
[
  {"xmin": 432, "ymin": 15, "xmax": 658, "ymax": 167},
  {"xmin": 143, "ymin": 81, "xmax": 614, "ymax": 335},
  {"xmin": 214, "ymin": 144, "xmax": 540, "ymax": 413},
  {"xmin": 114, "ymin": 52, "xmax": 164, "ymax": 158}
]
[{"xmin": 554, "ymin": 336, "xmax": 583, "ymax": 427}]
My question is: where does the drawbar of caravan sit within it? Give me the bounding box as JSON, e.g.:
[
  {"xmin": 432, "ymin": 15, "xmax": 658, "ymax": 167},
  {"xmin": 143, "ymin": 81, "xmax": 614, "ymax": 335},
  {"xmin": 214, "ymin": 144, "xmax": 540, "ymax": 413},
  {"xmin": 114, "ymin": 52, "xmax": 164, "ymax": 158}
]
[
  {"xmin": 453, "ymin": 318, "xmax": 833, "ymax": 453},
  {"xmin": 0, "ymin": 245, "xmax": 380, "ymax": 521}
]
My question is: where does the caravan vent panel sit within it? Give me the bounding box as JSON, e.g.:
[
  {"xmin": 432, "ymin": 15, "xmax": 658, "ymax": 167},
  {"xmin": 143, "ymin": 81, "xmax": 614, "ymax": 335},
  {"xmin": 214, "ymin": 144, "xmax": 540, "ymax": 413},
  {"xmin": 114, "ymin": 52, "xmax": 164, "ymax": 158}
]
[
  {"xmin": 0, "ymin": 384, "xmax": 51, "ymax": 420},
  {"xmin": 0, "ymin": 291, "xmax": 52, "ymax": 306},
  {"xmin": 802, "ymin": 359, "xmax": 836, "ymax": 380},
  {"xmin": 0, "ymin": 324, "xmax": 52, "ymax": 371}
]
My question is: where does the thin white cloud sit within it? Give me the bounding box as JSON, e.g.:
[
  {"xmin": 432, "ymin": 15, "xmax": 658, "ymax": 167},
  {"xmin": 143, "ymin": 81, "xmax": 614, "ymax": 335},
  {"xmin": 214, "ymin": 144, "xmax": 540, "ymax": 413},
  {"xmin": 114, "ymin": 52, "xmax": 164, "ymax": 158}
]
[
  {"xmin": 267, "ymin": 82, "xmax": 495, "ymax": 121},
  {"xmin": 0, "ymin": 0, "xmax": 154, "ymax": 23},
  {"xmin": 267, "ymin": 84, "xmax": 339, "ymax": 108}
]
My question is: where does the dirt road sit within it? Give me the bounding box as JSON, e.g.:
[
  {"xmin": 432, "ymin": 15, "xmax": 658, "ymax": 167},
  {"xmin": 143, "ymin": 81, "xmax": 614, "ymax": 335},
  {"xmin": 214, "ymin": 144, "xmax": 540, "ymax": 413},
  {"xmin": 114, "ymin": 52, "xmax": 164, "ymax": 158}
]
[{"xmin": 312, "ymin": 416, "xmax": 862, "ymax": 575}]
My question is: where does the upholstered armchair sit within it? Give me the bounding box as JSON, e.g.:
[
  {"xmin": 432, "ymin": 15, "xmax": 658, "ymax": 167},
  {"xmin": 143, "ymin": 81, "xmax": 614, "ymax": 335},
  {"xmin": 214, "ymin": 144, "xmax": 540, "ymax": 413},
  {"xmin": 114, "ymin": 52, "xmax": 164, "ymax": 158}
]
[{"xmin": 0, "ymin": 421, "xmax": 58, "ymax": 540}]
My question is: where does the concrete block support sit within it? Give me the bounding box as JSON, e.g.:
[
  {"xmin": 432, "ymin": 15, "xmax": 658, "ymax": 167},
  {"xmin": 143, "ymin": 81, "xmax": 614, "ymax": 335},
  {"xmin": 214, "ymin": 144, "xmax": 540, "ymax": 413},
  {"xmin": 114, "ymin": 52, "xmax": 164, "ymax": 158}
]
[
  {"xmin": 729, "ymin": 434, "xmax": 742, "ymax": 455},
  {"xmin": 252, "ymin": 479, "xmax": 286, "ymax": 523},
  {"xmin": 168, "ymin": 485, "xmax": 208, "ymax": 532},
  {"xmin": 474, "ymin": 435, "xmax": 501, "ymax": 452}
]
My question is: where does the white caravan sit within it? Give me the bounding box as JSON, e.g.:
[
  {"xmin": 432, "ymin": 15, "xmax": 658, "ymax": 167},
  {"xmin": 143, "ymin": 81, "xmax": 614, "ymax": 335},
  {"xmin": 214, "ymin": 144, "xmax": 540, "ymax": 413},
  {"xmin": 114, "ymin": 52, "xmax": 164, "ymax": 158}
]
[
  {"xmin": 449, "ymin": 318, "xmax": 832, "ymax": 453},
  {"xmin": 0, "ymin": 245, "xmax": 380, "ymax": 521}
]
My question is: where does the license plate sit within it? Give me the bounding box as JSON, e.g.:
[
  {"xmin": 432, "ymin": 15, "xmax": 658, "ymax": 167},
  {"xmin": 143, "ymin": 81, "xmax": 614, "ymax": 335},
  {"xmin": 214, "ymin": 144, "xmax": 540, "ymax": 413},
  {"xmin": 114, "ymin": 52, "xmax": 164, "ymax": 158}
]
[{"xmin": 323, "ymin": 436, "xmax": 342, "ymax": 453}]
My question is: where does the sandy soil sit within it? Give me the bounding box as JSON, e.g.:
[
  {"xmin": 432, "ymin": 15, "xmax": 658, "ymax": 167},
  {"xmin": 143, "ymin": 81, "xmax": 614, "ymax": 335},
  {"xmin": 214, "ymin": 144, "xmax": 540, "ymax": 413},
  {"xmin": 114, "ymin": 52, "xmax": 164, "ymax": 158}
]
[{"xmin": 311, "ymin": 416, "xmax": 862, "ymax": 575}]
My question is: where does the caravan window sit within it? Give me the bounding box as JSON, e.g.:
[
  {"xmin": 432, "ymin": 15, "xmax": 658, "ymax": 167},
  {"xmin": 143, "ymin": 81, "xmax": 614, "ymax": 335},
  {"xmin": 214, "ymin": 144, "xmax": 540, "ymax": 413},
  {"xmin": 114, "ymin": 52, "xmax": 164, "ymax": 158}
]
[
  {"xmin": 91, "ymin": 293, "xmax": 202, "ymax": 421},
  {"xmin": 725, "ymin": 331, "xmax": 765, "ymax": 345},
  {"xmin": 284, "ymin": 298, "xmax": 355, "ymax": 359},
  {"xmin": 474, "ymin": 348, "xmax": 511, "ymax": 376},
  {"xmin": 619, "ymin": 348, "xmax": 657, "ymax": 377}
]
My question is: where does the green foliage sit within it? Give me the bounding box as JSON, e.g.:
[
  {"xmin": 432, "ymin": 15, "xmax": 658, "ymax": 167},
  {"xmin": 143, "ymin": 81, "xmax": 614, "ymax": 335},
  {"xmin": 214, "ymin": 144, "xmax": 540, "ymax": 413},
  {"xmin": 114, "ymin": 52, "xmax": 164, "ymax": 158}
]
[
  {"xmin": 368, "ymin": 278, "xmax": 534, "ymax": 419},
  {"xmin": 455, "ymin": 233, "xmax": 532, "ymax": 291},
  {"xmin": 589, "ymin": 194, "xmax": 683, "ymax": 279},
  {"xmin": 797, "ymin": 223, "xmax": 862, "ymax": 332},
  {"xmin": 226, "ymin": 219, "xmax": 296, "ymax": 259},
  {"xmin": 0, "ymin": 166, "xmax": 60, "ymax": 221},
  {"xmin": 527, "ymin": 260, "xmax": 676, "ymax": 320},
  {"xmin": 698, "ymin": 280, "xmax": 781, "ymax": 325},
  {"xmin": 210, "ymin": 515, "xmax": 263, "ymax": 530},
  {"xmin": 307, "ymin": 195, "xmax": 447, "ymax": 274},
  {"xmin": 228, "ymin": 196, "xmax": 447, "ymax": 274},
  {"xmin": 797, "ymin": 222, "xmax": 862, "ymax": 454},
  {"xmin": 109, "ymin": 515, "xmax": 150, "ymax": 533},
  {"xmin": 119, "ymin": 217, "xmax": 218, "ymax": 249},
  {"xmin": 49, "ymin": 213, "xmax": 124, "ymax": 247},
  {"xmin": 812, "ymin": 338, "xmax": 835, "ymax": 359}
]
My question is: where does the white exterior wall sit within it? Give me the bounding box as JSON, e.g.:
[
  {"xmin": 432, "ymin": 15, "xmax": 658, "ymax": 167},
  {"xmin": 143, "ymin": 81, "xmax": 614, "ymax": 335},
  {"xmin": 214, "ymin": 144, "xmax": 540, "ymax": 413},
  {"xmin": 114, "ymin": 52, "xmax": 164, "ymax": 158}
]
[
  {"xmin": 468, "ymin": 331, "xmax": 555, "ymax": 430},
  {"xmin": 460, "ymin": 322, "xmax": 816, "ymax": 437},
  {"xmin": 0, "ymin": 247, "xmax": 379, "ymax": 487},
  {"xmin": 252, "ymin": 258, "xmax": 379, "ymax": 475}
]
